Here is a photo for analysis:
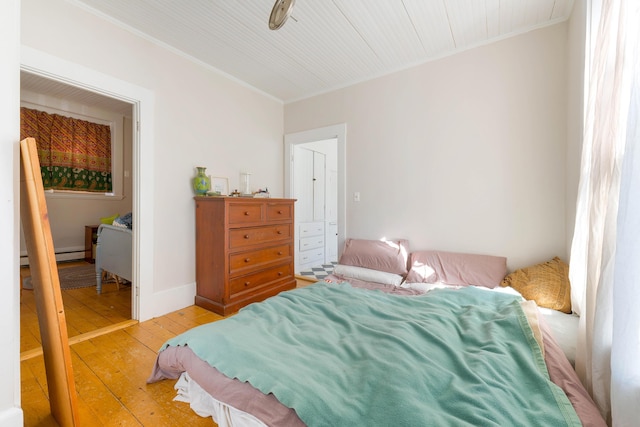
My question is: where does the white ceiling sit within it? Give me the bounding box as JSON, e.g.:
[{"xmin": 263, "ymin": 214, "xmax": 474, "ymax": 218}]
[
  {"xmin": 21, "ymin": 71, "xmax": 134, "ymax": 115},
  {"xmin": 23, "ymin": 0, "xmax": 575, "ymax": 106}
]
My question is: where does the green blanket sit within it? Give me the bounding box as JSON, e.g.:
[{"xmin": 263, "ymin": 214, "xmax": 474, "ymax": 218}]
[{"xmin": 161, "ymin": 283, "xmax": 581, "ymax": 426}]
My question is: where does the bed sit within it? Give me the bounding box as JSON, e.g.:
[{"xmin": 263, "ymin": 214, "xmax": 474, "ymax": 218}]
[
  {"xmin": 94, "ymin": 223, "xmax": 132, "ymax": 294},
  {"xmin": 148, "ymin": 239, "xmax": 605, "ymax": 426}
]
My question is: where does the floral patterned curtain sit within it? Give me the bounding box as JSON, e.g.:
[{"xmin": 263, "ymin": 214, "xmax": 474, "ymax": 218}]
[{"xmin": 20, "ymin": 107, "xmax": 112, "ymax": 192}]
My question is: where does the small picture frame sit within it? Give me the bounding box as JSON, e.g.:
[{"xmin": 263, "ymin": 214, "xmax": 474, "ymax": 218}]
[{"xmin": 210, "ymin": 176, "xmax": 229, "ymax": 196}]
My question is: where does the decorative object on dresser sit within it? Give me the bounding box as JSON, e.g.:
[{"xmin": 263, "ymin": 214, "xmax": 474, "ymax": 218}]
[
  {"xmin": 210, "ymin": 176, "xmax": 229, "ymax": 196},
  {"xmin": 195, "ymin": 197, "xmax": 297, "ymax": 315},
  {"xmin": 192, "ymin": 166, "xmax": 211, "ymax": 195},
  {"xmin": 240, "ymin": 172, "xmax": 252, "ymax": 196}
]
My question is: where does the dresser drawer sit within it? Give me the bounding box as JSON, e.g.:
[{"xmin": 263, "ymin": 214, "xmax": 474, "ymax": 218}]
[
  {"xmin": 298, "ymin": 248, "xmax": 325, "ymax": 266},
  {"xmin": 229, "ymin": 203, "xmax": 263, "ymax": 225},
  {"xmin": 229, "ymin": 244, "xmax": 292, "ymax": 275},
  {"xmin": 300, "ymin": 235, "xmax": 324, "ymax": 251},
  {"xmin": 229, "ymin": 263, "xmax": 293, "ymax": 295},
  {"xmin": 299, "ymin": 222, "xmax": 324, "ymax": 237},
  {"xmin": 266, "ymin": 203, "xmax": 293, "ymax": 222},
  {"xmin": 229, "ymin": 224, "xmax": 292, "ymax": 249}
]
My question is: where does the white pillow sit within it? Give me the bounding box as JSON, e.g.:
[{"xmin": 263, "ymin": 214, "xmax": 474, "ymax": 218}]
[
  {"xmin": 400, "ymin": 282, "xmax": 525, "ymax": 296},
  {"xmin": 400, "ymin": 281, "xmax": 457, "ymax": 293},
  {"xmin": 333, "ymin": 264, "xmax": 403, "ymax": 286}
]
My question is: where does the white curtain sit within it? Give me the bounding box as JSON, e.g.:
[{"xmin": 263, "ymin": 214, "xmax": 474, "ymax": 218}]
[{"xmin": 569, "ymin": 0, "xmax": 640, "ymax": 425}]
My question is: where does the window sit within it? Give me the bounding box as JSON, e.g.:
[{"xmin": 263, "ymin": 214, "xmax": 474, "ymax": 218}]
[{"xmin": 19, "ymin": 101, "xmax": 125, "ymax": 199}]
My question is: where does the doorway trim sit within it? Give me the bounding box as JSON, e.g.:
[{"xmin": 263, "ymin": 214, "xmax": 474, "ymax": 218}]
[
  {"xmin": 21, "ymin": 46, "xmax": 156, "ymax": 321},
  {"xmin": 284, "ymin": 123, "xmax": 346, "ymax": 257}
]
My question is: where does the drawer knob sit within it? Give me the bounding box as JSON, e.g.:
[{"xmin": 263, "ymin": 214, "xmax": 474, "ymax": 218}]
[
  {"xmin": 277, "ymin": 251, "xmax": 283, "ymax": 255},
  {"xmin": 244, "ymin": 211, "xmax": 250, "ymax": 216},
  {"xmin": 244, "ymin": 258, "xmax": 251, "ymax": 263},
  {"xmin": 244, "ymin": 281, "xmax": 250, "ymax": 287},
  {"xmin": 244, "ymin": 234, "xmax": 250, "ymax": 239},
  {"xmin": 278, "ymin": 272, "xmax": 283, "ymax": 276},
  {"xmin": 278, "ymin": 210, "xmax": 283, "ymax": 214},
  {"xmin": 277, "ymin": 230, "xmax": 283, "ymax": 234}
]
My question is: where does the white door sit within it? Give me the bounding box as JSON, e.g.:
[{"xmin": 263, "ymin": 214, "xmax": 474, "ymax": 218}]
[
  {"xmin": 313, "ymin": 151, "xmax": 325, "ymax": 222},
  {"xmin": 294, "ymin": 147, "xmax": 328, "ymax": 272},
  {"xmin": 326, "ymin": 169, "xmax": 338, "ymax": 261},
  {"xmin": 293, "ymin": 146, "xmax": 314, "ymax": 223}
]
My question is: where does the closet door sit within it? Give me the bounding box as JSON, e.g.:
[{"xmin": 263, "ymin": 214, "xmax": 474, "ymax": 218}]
[
  {"xmin": 325, "ymin": 169, "xmax": 338, "ymax": 262},
  {"xmin": 294, "ymin": 146, "xmax": 314, "ymax": 222},
  {"xmin": 313, "ymin": 151, "xmax": 325, "ymax": 222}
]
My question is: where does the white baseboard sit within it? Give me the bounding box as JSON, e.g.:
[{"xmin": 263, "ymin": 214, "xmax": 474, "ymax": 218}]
[
  {"xmin": 54, "ymin": 250, "xmax": 86, "ymax": 262},
  {"xmin": 0, "ymin": 407, "xmax": 24, "ymax": 427},
  {"xmin": 20, "ymin": 246, "xmax": 85, "ymax": 266}
]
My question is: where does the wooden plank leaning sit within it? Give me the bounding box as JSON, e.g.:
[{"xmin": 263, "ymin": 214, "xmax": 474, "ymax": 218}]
[{"xmin": 19, "ymin": 137, "xmax": 79, "ymax": 426}]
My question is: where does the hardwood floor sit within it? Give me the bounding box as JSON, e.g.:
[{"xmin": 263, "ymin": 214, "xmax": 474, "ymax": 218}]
[
  {"xmin": 21, "ymin": 262, "xmax": 317, "ymax": 426},
  {"xmin": 20, "ymin": 261, "xmax": 132, "ymax": 355},
  {"xmin": 21, "ymin": 304, "xmax": 224, "ymax": 426}
]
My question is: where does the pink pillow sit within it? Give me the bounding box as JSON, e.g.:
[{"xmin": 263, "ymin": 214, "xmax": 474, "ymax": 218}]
[
  {"xmin": 339, "ymin": 238, "xmax": 410, "ymax": 275},
  {"xmin": 405, "ymin": 250, "xmax": 507, "ymax": 288}
]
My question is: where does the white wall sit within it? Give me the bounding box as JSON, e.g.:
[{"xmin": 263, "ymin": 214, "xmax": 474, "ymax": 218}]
[
  {"xmin": 21, "ymin": 0, "xmax": 284, "ymax": 310},
  {"xmin": 285, "ymin": 24, "xmax": 571, "ymax": 271},
  {"xmin": 1, "ymin": 0, "xmax": 23, "ymax": 424}
]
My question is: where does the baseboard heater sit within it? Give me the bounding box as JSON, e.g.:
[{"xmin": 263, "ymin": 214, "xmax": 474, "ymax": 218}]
[{"xmin": 20, "ymin": 247, "xmax": 85, "ymax": 266}]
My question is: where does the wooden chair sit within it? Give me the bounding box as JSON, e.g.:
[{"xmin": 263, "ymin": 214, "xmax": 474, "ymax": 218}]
[{"xmin": 20, "ymin": 137, "xmax": 80, "ymax": 426}]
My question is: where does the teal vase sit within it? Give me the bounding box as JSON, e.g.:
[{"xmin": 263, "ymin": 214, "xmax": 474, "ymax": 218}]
[{"xmin": 192, "ymin": 167, "xmax": 211, "ymax": 195}]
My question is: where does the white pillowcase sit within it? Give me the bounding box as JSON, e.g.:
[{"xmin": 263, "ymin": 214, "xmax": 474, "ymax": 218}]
[
  {"xmin": 333, "ymin": 264, "xmax": 404, "ymax": 286},
  {"xmin": 400, "ymin": 282, "xmax": 526, "ymax": 296},
  {"xmin": 400, "ymin": 281, "xmax": 457, "ymax": 293}
]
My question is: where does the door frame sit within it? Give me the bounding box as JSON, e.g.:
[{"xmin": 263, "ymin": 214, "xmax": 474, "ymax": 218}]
[
  {"xmin": 284, "ymin": 123, "xmax": 346, "ymax": 260},
  {"xmin": 20, "ymin": 46, "xmax": 156, "ymax": 321}
]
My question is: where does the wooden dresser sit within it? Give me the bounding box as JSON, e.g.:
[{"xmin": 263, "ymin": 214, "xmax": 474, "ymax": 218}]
[{"xmin": 194, "ymin": 197, "xmax": 297, "ymax": 315}]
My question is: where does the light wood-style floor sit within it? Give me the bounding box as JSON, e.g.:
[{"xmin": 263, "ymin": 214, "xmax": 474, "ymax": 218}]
[
  {"xmin": 20, "ymin": 261, "xmax": 133, "ymax": 355},
  {"xmin": 21, "ymin": 264, "xmax": 317, "ymax": 426},
  {"xmin": 22, "ymin": 304, "xmax": 224, "ymax": 426}
]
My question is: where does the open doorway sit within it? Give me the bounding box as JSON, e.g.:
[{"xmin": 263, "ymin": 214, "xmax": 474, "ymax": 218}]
[
  {"xmin": 21, "ymin": 46, "xmax": 157, "ymax": 321},
  {"xmin": 284, "ymin": 124, "xmax": 346, "ymax": 280},
  {"xmin": 19, "ymin": 71, "xmax": 136, "ymax": 356},
  {"xmin": 292, "ymin": 140, "xmax": 338, "ymax": 272}
]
